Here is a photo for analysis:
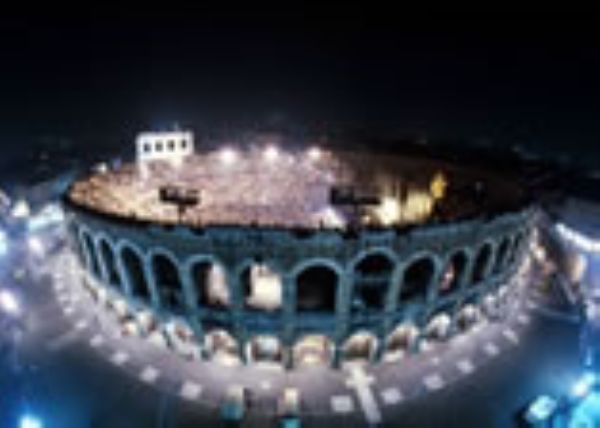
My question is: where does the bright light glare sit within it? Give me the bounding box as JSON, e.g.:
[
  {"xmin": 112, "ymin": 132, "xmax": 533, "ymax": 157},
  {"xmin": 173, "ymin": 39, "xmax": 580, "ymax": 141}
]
[
  {"xmin": 572, "ymin": 372, "xmax": 597, "ymax": 399},
  {"xmin": 307, "ymin": 146, "xmax": 321, "ymax": 161},
  {"xmin": 263, "ymin": 146, "xmax": 279, "ymax": 162},
  {"xmin": 20, "ymin": 414, "xmax": 43, "ymax": 428},
  {"xmin": 219, "ymin": 148, "xmax": 238, "ymax": 165},
  {"xmin": 376, "ymin": 197, "xmax": 401, "ymax": 226},
  {"xmin": 11, "ymin": 199, "xmax": 30, "ymax": 219},
  {"xmin": 525, "ymin": 395, "xmax": 558, "ymax": 423},
  {"xmin": 0, "ymin": 230, "xmax": 7, "ymax": 256},
  {"xmin": 28, "ymin": 236, "xmax": 44, "ymax": 255},
  {"xmin": 557, "ymin": 223, "xmax": 600, "ymax": 253},
  {"xmin": 0, "ymin": 289, "xmax": 20, "ymax": 315}
]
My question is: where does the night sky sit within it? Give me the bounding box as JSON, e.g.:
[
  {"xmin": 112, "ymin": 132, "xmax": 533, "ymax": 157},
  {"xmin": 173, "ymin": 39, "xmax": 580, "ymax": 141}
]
[{"xmin": 0, "ymin": 7, "xmax": 598, "ymax": 167}]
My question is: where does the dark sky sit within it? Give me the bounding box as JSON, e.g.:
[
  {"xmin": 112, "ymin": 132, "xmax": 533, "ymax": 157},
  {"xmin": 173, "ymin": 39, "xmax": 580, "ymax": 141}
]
[{"xmin": 0, "ymin": 7, "xmax": 599, "ymax": 164}]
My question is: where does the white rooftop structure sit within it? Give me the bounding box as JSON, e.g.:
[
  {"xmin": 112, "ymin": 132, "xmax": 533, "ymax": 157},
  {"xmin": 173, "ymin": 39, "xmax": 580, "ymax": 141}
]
[{"xmin": 136, "ymin": 130, "xmax": 194, "ymax": 178}]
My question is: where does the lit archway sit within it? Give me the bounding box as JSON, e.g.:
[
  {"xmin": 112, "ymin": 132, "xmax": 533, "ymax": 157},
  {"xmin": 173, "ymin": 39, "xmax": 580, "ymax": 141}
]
[
  {"xmin": 424, "ymin": 312, "xmax": 452, "ymax": 341},
  {"xmin": 164, "ymin": 319, "xmax": 199, "ymax": 360},
  {"xmin": 342, "ymin": 332, "xmax": 378, "ymax": 364},
  {"xmin": 241, "ymin": 262, "xmax": 282, "ymax": 312},
  {"xmin": 246, "ymin": 335, "xmax": 283, "ymax": 365},
  {"xmin": 293, "ymin": 335, "xmax": 334, "ymax": 368},
  {"xmin": 191, "ymin": 261, "xmax": 230, "ymax": 309},
  {"xmin": 204, "ymin": 329, "xmax": 240, "ymax": 365},
  {"xmin": 439, "ymin": 251, "xmax": 468, "ymax": 295},
  {"xmin": 385, "ymin": 323, "xmax": 419, "ymax": 360},
  {"xmin": 456, "ymin": 303, "xmax": 481, "ymax": 331}
]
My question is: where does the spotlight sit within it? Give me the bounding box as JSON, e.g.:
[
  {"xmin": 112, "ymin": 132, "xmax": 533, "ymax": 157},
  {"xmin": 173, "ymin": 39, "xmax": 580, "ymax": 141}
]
[
  {"xmin": 219, "ymin": 148, "xmax": 238, "ymax": 165},
  {"xmin": 263, "ymin": 146, "xmax": 279, "ymax": 163},
  {"xmin": 27, "ymin": 236, "xmax": 44, "ymax": 256},
  {"xmin": 0, "ymin": 289, "xmax": 20, "ymax": 316},
  {"xmin": 307, "ymin": 146, "xmax": 321, "ymax": 161},
  {"xmin": 571, "ymin": 372, "xmax": 596, "ymax": 399},
  {"xmin": 19, "ymin": 413, "xmax": 43, "ymax": 428}
]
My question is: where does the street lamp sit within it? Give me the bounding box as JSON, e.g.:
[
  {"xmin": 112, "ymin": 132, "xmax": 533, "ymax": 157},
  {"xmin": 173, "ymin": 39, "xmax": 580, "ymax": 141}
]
[
  {"xmin": 0, "ymin": 288, "xmax": 20, "ymax": 317},
  {"xmin": 19, "ymin": 413, "xmax": 43, "ymax": 428},
  {"xmin": 27, "ymin": 236, "xmax": 44, "ymax": 256}
]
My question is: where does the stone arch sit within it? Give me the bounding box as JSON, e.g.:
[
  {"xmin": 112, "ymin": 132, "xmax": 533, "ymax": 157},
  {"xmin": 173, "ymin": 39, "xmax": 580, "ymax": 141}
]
[
  {"xmin": 456, "ymin": 301, "xmax": 482, "ymax": 331},
  {"xmin": 98, "ymin": 237, "xmax": 122, "ymax": 290},
  {"xmin": 439, "ymin": 249, "xmax": 469, "ymax": 295},
  {"xmin": 188, "ymin": 256, "xmax": 230, "ymax": 309},
  {"xmin": 119, "ymin": 245, "xmax": 151, "ymax": 301},
  {"xmin": 150, "ymin": 251, "xmax": 186, "ymax": 312},
  {"xmin": 423, "ymin": 310, "xmax": 452, "ymax": 341},
  {"xmin": 70, "ymin": 224, "xmax": 88, "ymax": 267},
  {"xmin": 238, "ymin": 259, "xmax": 283, "ymax": 312},
  {"xmin": 385, "ymin": 322, "xmax": 419, "ymax": 359},
  {"xmin": 471, "ymin": 242, "xmax": 494, "ymax": 285},
  {"xmin": 350, "ymin": 250, "xmax": 397, "ymax": 312},
  {"xmin": 293, "ymin": 334, "xmax": 335, "ymax": 368},
  {"xmin": 508, "ymin": 231, "xmax": 526, "ymax": 266},
  {"xmin": 493, "ymin": 237, "xmax": 512, "ymax": 274},
  {"xmin": 204, "ymin": 329, "xmax": 240, "ymax": 365},
  {"xmin": 80, "ymin": 229, "xmax": 102, "ymax": 279},
  {"xmin": 294, "ymin": 260, "xmax": 341, "ymax": 313},
  {"xmin": 246, "ymin": 335, "xmax": 283, "ymax": 365},
  {"xmin": 342, "ymin": 331, "xmax": 378, "ymax": 364},
  {"xmin": 398, "ymin": 254, "xmax": 438, "ymax": 305}
]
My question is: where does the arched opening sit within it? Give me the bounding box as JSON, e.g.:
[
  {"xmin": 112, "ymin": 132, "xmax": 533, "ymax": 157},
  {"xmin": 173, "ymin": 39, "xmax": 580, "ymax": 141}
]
[
  {"xmin": 293, "ymin": 335, "xmax": 334, "ymax": 368},
  {"xmin": 493, "ymin": 238, "xmax": 511, "ymax": 274},
  {"xmin": 204, "ymin": 329, "xmax": 240, "ymax": 365},
  {"xmin": 482, "ymin": 293, "xmax": 499, "ymax": 319},
  {"xmin": 191, "ymin": 261, "xmax": 230, "ymax": 309},
  {"xmin": 71, "ymin": 227, "xmax": 87, "ymax": 267},
  {"xmin": 439, "ymin": 251, "xmax": 467, "ymax": 295},
  {"xmin": 121, "ymin": 247, "xmax": 150, "ymax": 300},
  {"xmin": 508, "ymin": 232, "xmax": 525, "ymax": 266},
  {"xmin": 385, "ymin": 323, "xmax": 419, "ymax": 360},
  {"xmin": 152, "ymin": 254, "xmax": 185, "ymax": 312},
  {"xmin": 456, "ymin": 303, "xmax": 481, "ymax": 331},
  {"xmin": 296, "ymin": 264, "xmax": 338, "ymax": 313},
  {"xmin": 424, "ymin": 312, "xmax": 452, "ymax": 341},
  {"xmin": 352, "ymin": 253, "xmax": 395, "ymax": 312},
  {"xmin": 135, "ymin": 309, "xmax": 160, "ymax": 337},
  {"xmin": 471, "ymin": 243, "xmax": 493, "ymax": 285},
  {"xmin": 246, "ymin": 335, "xmax": 283, "ymax": 365},
  {"xmin": 164, "ymin": 319, "xmax": 199, "ymax": 359},
  {"xmin": 99, "ymin": 239, "xmax": 121, "ymax": 289},
  {"xmin": 342, "ymin": 332, "xmax": 378, "ymax": 364},
  {"xmin": 399, "ymin": 256, "xmax": 435, "ymax": 305},
  {"xmin": 241, "ymin": 263, "xmax": 282, "ymax": 312},
  {"xmin": 82, "ymin": 233, "xmax": 102, "ymax": 279}
]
